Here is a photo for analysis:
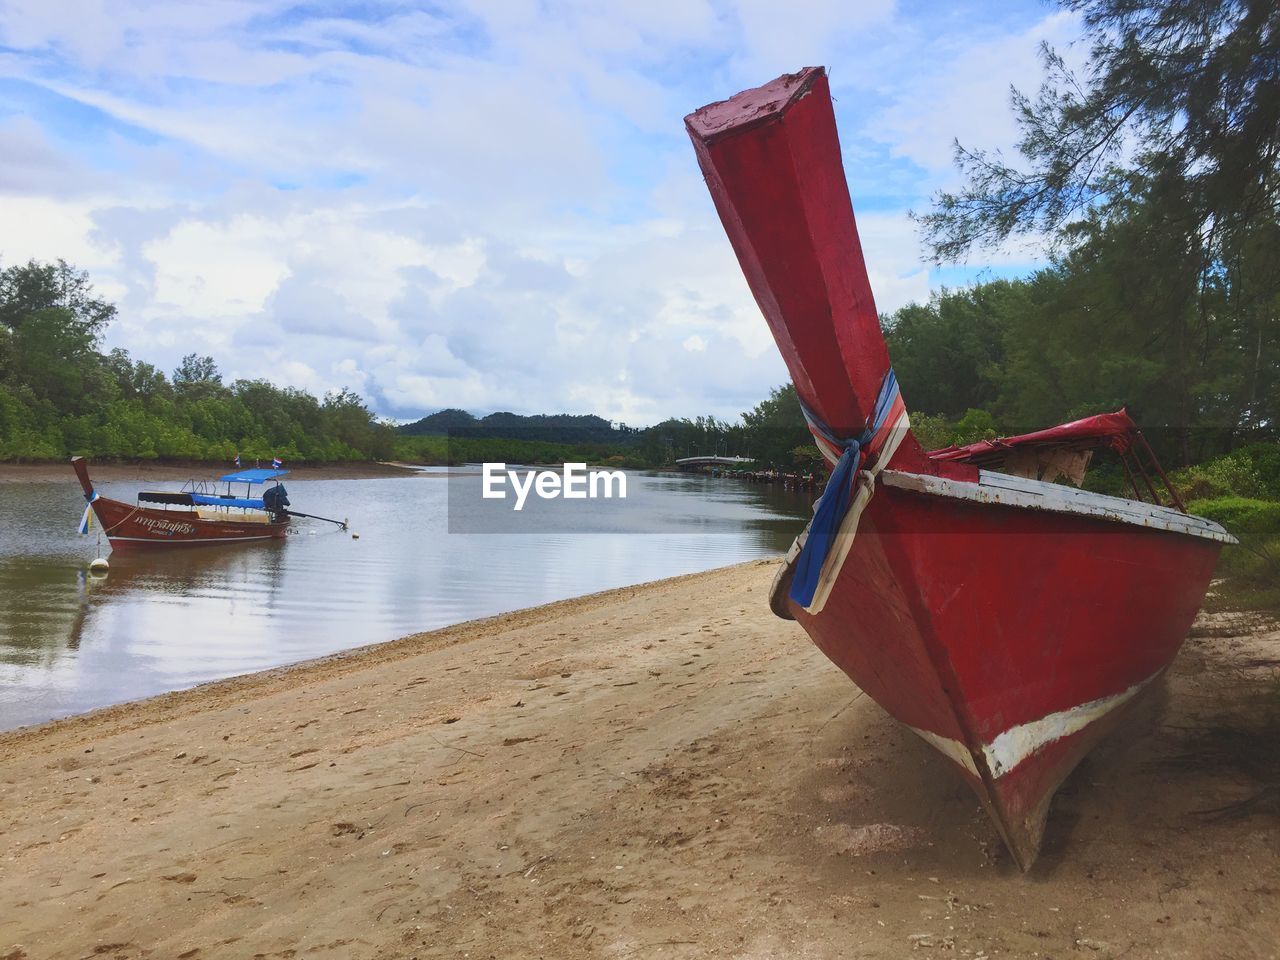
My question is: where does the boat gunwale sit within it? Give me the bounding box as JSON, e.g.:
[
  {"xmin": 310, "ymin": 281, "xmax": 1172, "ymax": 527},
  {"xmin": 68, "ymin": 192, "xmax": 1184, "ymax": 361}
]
[
  {"xmin": 93, "ymin": 492, "xmax": 277, "ymax": 522},
  {"xmin": 882, "ymin": 468, "xmax": 1236, "ymax": 544}
]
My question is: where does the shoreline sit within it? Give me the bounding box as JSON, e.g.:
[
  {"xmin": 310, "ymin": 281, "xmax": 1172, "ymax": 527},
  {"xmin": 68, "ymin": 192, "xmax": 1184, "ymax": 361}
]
[
  {"xmin": 1, "ymin": 562, "xmax": 1276, "ymax": 958},
  {"xmin": 0, "ymin": 563, "xmax": 743, "ymax": 748},
  {"xmin": 0, "ymin": 460, "xmax": 422, "ymax": 484}
]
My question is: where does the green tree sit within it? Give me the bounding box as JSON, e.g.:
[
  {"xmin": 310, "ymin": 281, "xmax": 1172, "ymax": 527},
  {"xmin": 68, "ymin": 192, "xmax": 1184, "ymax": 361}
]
[
  {"xmin": 105, "ymin": 348, "xmax": 171, "ymax": 402},
  {"xmin": 920, "ymin": 0, "xmax": 1280, "ymax": 459},
  {"xmin": 740, "ymin": 384, "xmax": 810, "ymax": 467},
  {"xmin": 0, "ymin": 259, "xmax": 116, "ymax": 338},
  {"xmin": 323, "ymin": 387, "xmax": 390, "ymax": 458},
  {"xmin": 172, "ymin": 354, "xmax": 224, "ymax": 397},
  {"xmin": 7, "ymin": 307, "xmax": 110, "ymax": 415},
  {"xmin": 883, "ymin": 280, "xmax": 1028, "ymax": 419},
  {"xmin": 0, "ymin": 259, "xmax": 404, "ymax": 464},
  {"xmin": 920, "ymin": 0, "xmax": 1280, "ymax": 262}
]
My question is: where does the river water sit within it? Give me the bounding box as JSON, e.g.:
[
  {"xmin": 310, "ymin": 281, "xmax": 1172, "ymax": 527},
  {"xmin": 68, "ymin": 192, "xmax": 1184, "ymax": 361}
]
[{"xmin": 0, "ymin": 469, "xmax": 811, "ymax": 730}]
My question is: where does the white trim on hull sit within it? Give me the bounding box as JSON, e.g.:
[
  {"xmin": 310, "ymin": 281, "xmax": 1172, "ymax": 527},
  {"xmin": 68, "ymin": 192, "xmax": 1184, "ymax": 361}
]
[
  {"xmin": 907, "ymin": 670, "xmax": 1162, "ymax": 780},
  {"xmin": 882, "ymin": 469, "xmax": 1236, "ymax": 544}
]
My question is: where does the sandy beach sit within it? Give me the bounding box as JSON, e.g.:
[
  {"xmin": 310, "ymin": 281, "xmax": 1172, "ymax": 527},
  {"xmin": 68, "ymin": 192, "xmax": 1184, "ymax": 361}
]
[{"xmin": 1, "ymin": 560, "xmax": 1277, "ymax": 960}]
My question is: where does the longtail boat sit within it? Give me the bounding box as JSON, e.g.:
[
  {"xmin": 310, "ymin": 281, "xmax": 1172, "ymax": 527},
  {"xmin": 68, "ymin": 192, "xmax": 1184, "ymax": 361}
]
[
  {"xmin": 72, "ymin": 457, "xmax": 291, "ymax": 550},
  {"xmin": 685, "ymin": 67, "xmax": 1236, "ymax": 869}
]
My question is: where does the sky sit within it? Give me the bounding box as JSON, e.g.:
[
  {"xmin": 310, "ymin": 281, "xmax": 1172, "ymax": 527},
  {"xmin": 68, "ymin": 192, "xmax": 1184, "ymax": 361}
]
[{"xmin": 0, "ymin": 0, "xmax": 1084, "ymax": 426}]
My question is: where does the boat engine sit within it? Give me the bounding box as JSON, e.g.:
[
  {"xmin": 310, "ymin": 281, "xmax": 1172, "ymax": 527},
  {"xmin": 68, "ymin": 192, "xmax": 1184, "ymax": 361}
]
[{"xmin": 263, "ymin": 483, "xmax": 290, "ymax": 517}]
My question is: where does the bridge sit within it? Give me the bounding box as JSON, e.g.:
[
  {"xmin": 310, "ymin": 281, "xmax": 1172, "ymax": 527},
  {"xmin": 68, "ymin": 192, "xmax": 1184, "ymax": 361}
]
[{"xmin": 674, "ymin": 455, "xmax": 755, "ymax": 469}]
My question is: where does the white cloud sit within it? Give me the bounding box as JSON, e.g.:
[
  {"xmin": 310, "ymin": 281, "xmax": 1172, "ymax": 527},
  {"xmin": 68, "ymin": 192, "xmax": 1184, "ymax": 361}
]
[
  {"xmin": 855, "ymin": 211, "xmax": 932, "ymax": 314},
  {"xmin": 145, "ymin": 216, "xmax": 290, "ymax": 319},
  {"xmin": 0, "ymin": 195, "xmax": 120, "ymax": 274},
  {"xmin": 0, "ymin": 115, "xmax": 99, "ymax": 196},
  {"xmin": 727, "ymin": 0, "xmax": 895, "ymax": 78},
  {"xmin": 870, "ymin": 11, "xmax": 1085, "ymax": 176},
  {"xmin": 682, "ymin": 335, "xmax": 707, "ymax": 352},
  {"xmin": 0, "ymin": 1, "xmax": 1065, "ymax": 423}
]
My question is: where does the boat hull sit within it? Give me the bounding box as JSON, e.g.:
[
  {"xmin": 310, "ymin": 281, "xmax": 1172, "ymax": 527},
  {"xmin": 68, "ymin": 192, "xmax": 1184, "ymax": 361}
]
[
  {"xmin": 776, "ymin": 479, "xmax": 1222, "ymax": 868},
  {"xmin": 89, "ymin": 495, "xmax": 288, "ymax": 550}
]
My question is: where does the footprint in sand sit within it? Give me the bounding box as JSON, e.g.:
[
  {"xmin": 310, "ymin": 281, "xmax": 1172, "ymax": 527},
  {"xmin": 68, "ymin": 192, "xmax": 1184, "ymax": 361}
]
[
  {"xmin": 818, "ymin": 785, "xmax": 862, "ymax": 804},
  {"xmin": 814, "ymin": 822, "xmax": 923, "ymax": 855}
]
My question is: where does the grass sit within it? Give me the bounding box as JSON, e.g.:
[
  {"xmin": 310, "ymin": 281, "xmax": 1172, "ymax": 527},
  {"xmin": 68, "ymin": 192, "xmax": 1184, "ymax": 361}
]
[{"xmin": 1188, "ymin": 497, "xmax": 1280, "ymax": 614}]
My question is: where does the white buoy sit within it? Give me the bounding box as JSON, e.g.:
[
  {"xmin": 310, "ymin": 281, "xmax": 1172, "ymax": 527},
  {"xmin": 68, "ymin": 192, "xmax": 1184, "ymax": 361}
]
[
  {"xmin": 88, "ymin": 557, "xmax": 109, "ymax": 575},
  {"xmin": 352, "ymin": 532, "xmax": 360, "ymax": 539}
]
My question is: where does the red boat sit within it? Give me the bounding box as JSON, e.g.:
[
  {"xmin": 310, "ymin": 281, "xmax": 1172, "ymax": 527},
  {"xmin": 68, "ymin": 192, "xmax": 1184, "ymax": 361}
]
[
  {"xmin": 685, "ymin": 68, "xmax": 1235, "ymax": 869},
  {"xmin": 72, "ymin": 457, "xmax": 291, "ymax": 551}
]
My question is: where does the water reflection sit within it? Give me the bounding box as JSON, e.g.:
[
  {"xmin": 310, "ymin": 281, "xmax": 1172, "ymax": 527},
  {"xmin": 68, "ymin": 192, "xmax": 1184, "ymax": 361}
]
[{"xmin": 0, "ymin": 470, "xmax": 811, "ymax": 729}]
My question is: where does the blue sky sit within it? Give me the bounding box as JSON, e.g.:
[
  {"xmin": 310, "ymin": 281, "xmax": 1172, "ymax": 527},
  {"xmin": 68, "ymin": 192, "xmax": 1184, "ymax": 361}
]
[{"xmin": 0, "ymin": 0, "xmax": 1081, "ymax": 424}]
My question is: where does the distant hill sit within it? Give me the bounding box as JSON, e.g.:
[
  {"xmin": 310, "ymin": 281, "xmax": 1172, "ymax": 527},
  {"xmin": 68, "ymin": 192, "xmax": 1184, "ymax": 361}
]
[
  {"xmin": 401, "ymin": 408, "xmax": 480, "ymax": 434},
  {"xmin": 399, "ymin": 409, "xmax": 642, "ymax": 445}
]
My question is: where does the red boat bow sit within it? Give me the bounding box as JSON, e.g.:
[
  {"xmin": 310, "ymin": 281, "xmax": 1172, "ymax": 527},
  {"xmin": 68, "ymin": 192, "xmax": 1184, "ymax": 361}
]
[{"xmin": 686, "ymin": 67, "xmax": 1232, "ymax": 869}]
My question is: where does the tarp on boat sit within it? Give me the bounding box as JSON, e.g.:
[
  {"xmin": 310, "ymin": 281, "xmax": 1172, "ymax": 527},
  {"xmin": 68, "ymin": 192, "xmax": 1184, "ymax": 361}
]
[
  {"xmin": 218, "ymin": 468, "xmax": 289, "ymax": 483},
  {"xmin": 190, "ymin": 493, "xmax": 266, "ymax": 509},
  {"xmin": 929, "ymin": 410, "xmax": 1140, "ymax": 467},
  {"xmin": 138, "ymin": 491, "xmax": 194, "ymax": 505}
]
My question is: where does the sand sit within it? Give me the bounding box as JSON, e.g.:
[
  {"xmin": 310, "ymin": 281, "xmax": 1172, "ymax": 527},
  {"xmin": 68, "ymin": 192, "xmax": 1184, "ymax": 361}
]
[
  {"xmin": 0, "ymin": 561, "xmax": 1277, "ymax": 960},
  {"xmin": 0, "ymin": 462, "xmax": 420, "ymax": 484}
]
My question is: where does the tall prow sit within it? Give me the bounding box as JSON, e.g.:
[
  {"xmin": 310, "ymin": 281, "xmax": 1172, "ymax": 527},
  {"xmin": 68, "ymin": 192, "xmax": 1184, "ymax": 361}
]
[
  {"xmin": 685, "ymin": 67, "xmax": 928, "ymax": 474},
  {"xmin": 70, "ymin": 456, "xmax": 95, "ymax": 500}
]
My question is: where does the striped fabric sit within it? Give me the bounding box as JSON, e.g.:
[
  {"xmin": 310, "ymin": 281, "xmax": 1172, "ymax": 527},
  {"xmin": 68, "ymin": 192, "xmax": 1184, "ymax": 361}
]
[
  {"xmin": 77, "ymin": 491, "xmax": 99, "ymax": 535},
  {"xmin": 789, "ymin": 369, "xmax": 910, "ymax": 612}
]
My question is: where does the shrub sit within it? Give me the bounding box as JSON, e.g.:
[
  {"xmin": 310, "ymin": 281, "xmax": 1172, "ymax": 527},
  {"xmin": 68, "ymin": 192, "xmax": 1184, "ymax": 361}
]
[
  {"xmin": 1189, "ymin": 496, "xmax": 1280, "ymax": 612},
  {"xmin": 951, "ymin": 408, "xmax": 998, "ymax": 445},
  {"xmin": 909, "ymin": 413, "xmax": 953, "ymax": 451},
  {"xmin": 1080, "ymin": 461, "xmax": 1129, "ymax": 498},
  {"xmin": 1188, "ymin": 497, "xmax": 1280, "ymax": 539},
  {"xmin": 1233, "ymin": 442, "xmax": 1280, "ymax": 501},
  {"xmin": 1172, "ymin": 442, "xmax": 1280, "ymax": 504}
]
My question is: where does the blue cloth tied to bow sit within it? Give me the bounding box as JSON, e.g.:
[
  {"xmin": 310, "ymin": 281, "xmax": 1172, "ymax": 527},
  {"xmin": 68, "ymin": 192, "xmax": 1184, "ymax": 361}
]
[
  {"xmin": 789, "ymin": 369, "xmax": 901, "ymax": 609},
  {"xmin": 77, "ymin": 491, "xmax": 99, "ymax": 535}
]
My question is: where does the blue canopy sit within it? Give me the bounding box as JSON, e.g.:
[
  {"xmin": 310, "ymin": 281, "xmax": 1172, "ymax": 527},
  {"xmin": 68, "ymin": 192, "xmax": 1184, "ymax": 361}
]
[
  {"xmin": 218, "ymin": 468, "xmax": 289, "ymax": 484},
  {"xmin": 191, "ymin": 493, "xmax": 266, "ymax": 509}
]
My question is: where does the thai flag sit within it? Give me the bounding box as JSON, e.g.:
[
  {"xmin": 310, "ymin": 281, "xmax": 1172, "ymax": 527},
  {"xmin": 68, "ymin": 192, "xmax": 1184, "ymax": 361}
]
[
  {"xmin": 272, "ymin": 456, "xmax": 283, "ymax": 469},
  {"xmin": 234, "ymin": 453, "xmax": 241, "ymax": 467}
]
